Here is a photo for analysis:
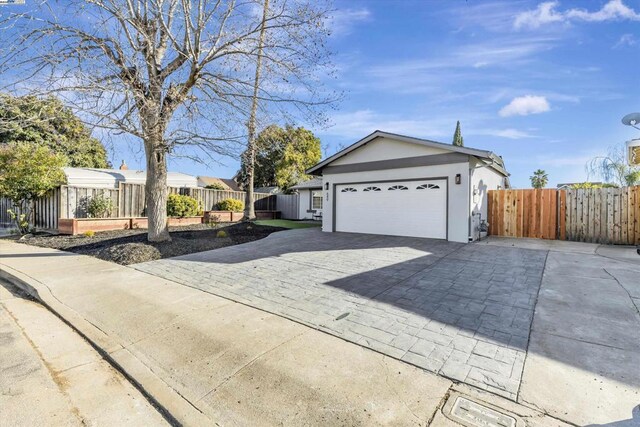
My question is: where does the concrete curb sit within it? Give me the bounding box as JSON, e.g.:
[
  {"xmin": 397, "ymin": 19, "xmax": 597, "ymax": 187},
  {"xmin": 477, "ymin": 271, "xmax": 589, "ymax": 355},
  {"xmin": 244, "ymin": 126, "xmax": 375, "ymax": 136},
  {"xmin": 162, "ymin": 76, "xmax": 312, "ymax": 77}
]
[{"xmin": 0, "ymin": 264, "xmax": 211, "ymax": 427}]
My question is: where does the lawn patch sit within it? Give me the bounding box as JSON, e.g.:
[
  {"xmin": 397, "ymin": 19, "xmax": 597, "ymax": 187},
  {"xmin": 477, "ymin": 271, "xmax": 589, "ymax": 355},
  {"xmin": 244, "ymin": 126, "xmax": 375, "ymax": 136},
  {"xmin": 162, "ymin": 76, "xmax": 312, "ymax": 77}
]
[{"xmin": 254, "ymin": 219, "xmax": 321, "ymax": 229}]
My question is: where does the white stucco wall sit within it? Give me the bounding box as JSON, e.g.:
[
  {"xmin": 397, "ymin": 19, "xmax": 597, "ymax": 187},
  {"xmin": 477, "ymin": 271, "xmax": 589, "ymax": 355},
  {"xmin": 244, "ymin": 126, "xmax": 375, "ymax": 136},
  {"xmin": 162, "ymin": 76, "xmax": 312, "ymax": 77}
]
[
  {"xmin": 297, "ymin": 188, "xmax": 323, "ymax": 220},
  {"xmin": 469, "ymin": 159, "xmax": 506, "ymax": 240},
  {"xmin": 469, "ymin": 161, "xmax": 506, "ymax": 218},
  {"xmin": 331, "ymin": 137, "xmax": 449, "ymax": 166},
  {"xmin": 322, "ymin": 163, "xmax": 471, "ymax": 243}
]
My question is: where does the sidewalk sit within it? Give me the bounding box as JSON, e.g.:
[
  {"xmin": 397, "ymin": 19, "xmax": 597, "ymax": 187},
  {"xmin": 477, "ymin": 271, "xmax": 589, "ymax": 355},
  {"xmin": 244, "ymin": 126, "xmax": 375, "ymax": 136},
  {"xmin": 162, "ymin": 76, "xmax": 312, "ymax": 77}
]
[
  {"xmin": 0, "ymin": 239, "xmax": 569, "ymax": 426},
  {"xmin": 0, "ymin": 279, "xmax": 167, "ymax": 426}
]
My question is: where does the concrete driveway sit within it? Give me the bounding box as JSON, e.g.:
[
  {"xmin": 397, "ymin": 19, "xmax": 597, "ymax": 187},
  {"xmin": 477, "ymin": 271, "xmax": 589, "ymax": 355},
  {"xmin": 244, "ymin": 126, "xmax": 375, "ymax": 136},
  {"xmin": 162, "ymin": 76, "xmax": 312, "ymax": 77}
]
[{"xmin": 136, "ymin": 228, "xmax": 547, "ymax": 400}]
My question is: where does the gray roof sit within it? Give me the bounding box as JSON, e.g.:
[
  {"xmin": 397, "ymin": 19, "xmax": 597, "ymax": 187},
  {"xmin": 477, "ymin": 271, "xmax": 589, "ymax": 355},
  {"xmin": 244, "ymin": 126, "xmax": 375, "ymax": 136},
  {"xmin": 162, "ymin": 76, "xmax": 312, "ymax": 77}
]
[
  {"xmin": 290, "ymin": 177, "xmax": 323, "ymax": 190},
  {"xmin": 306, "ymin": 130, "xmax": 508, "ymax": 177}
]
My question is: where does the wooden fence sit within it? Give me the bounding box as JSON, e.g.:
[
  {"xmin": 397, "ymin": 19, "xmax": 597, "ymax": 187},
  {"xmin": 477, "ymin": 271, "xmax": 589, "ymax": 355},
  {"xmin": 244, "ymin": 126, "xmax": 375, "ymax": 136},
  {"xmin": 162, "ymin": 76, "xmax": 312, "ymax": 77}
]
[
  {"xmin": 1, "ymin": 183, "xmax": 281, "ymax": 230},
  {"xmin": 276, "ymin": 194, "xmax": 300, "ymax": 219},
  {"xmin": 564, "ymin": 187, "xmax": 640, "ymax": 244},
  {"xmin": 488, "ymin": 187, "xmax": 640, "ymax": 245},
  {"xmin": 0, "ymin": 188, "xmax": 62, "ymax": 230}
]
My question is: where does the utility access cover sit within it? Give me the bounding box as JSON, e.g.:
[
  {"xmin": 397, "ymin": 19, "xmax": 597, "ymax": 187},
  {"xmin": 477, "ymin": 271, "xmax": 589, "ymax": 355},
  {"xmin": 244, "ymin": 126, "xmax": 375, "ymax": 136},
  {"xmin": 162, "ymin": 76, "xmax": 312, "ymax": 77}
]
[{"xmin": 449, "ymin": 396, "xmax": 517, "ymax": 427}]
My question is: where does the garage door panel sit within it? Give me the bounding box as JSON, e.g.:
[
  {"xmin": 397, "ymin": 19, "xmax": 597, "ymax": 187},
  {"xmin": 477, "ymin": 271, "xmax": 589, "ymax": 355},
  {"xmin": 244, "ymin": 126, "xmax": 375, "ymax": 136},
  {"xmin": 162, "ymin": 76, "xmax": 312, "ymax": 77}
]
[{"xmin": 335, "ymin": 180, "xmax": 447, "ymax": 239}]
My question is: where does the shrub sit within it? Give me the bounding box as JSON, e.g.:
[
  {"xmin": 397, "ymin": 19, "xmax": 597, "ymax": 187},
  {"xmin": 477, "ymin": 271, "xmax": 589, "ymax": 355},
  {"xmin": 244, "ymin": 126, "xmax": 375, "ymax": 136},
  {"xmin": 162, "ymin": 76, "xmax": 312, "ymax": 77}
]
[
  {"xmin": 206, "ymin": 214, "xmax": 221, "ymax": 229},
  {"xmin": 216, "ymin": 198, "xmax": 244, "ymax": 212},
  {"xmin": 166, "ymin": 193, "xmax": 201, "ymax": 217},
  {"xmin": 83, "ymin": 230, "xmax": 95, "ymax": 238},
  {"xmin": 205, "ymin": 183, "xmax": 227, "ymax": 190},
  {"xmin": 216, "ymin": 230, "xmax": 228, "ymax": 238},
  {"xmin": 87, "ymin": 194, "xmax": 113, "ymax": 218}
]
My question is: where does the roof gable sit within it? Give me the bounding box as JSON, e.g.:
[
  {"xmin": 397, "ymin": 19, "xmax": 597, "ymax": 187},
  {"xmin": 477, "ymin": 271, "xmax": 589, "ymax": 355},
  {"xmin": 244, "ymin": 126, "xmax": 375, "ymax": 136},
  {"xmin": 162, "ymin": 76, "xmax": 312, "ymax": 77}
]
[{"xmin": 307, "ymin": 130, "xmax": 505, "ymax": 175}]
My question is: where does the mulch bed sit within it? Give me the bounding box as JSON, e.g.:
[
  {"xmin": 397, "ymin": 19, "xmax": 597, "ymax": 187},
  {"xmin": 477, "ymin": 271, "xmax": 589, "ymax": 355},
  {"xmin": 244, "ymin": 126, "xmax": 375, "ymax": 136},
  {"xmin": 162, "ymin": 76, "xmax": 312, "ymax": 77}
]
[{"xmin": 11, "ymin": 222, "xmax": 285, "ymax": 265}]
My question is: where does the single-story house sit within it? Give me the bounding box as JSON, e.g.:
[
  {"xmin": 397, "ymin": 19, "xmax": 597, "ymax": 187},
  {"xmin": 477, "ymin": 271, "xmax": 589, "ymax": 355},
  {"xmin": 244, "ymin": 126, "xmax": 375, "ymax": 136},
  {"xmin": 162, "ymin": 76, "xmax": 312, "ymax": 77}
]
[
  {"xmin": 197, "ymin": 176, "xmax": 241, "ymax": 191},
  {"xmin": 306, "ymin": 130, "xmax": 510, "ymax": 243},
  {"xmin": 290, "ymin": 177, "xmax": 323, "ymax": 220},
  {"xmin": 64, "ymin": 168, "xmax": 198, "ymax": 188},
  {"xmin": 254, "ymin": 186, "xmax": 281, "ymax": 194}
]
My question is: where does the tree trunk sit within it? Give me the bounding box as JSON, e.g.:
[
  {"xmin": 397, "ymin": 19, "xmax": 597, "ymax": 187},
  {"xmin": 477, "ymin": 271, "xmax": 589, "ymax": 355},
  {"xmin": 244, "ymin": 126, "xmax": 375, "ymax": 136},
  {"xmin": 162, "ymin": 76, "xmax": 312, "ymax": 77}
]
[
  {"xmin": 145, "ymin": 146, "xmax": 171, "ymax": 242},
  {"xmin": 243, "ymin": 0, "xmax": 269, "ymax": 221},
  {"xmin": 244, "ymin": 149, "xmax": 256, "ymax": 220}
]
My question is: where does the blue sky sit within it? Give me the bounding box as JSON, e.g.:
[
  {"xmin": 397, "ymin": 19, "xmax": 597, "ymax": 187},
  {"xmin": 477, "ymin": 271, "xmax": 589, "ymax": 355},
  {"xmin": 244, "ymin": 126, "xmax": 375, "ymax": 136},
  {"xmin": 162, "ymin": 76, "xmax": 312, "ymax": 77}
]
[
  {"xmin": 171, "ymin": 0, "xmax": 640, "ymax": 187},
  {"xmin": 308, "ymin": 0, "xmax": 640, "ymax": 188},
  {"xmin": 4, "ymin": 0, "xmax": 640, "ymax": 187}
]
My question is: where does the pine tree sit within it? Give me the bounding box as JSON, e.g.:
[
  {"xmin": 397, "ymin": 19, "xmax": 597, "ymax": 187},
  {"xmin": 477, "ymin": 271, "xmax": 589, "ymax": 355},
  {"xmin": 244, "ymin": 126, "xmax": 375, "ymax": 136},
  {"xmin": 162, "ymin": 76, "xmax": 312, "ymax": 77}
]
[{"xmin": 452, "ymin": 121, "xmax": 464, "ymax": 147}]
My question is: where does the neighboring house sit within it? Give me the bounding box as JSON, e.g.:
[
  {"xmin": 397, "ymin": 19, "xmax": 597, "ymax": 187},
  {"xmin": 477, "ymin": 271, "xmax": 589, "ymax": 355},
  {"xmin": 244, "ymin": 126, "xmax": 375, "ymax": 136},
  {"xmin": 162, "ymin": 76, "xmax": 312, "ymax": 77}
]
[
  {"xmin": 556, "ymin": 182, "xmax": 604, "ymax": 189},
  {"xmin": 64, "ymin": 168, "xmax": 198, "ymax": 188},
  {"xmin": 290, "ymin": 177, "xmax": 323, "ymax": 220},
  {"xmin": 306, "ymin": 130, "xmax": 510, "ymax": 243},
  {"xmin": 254, "ymin": 186, "xmax": 281, "ymax": 194},
  {"xmin": 197, "ymin": 176, "xmax": 241, "ymax": 191}
]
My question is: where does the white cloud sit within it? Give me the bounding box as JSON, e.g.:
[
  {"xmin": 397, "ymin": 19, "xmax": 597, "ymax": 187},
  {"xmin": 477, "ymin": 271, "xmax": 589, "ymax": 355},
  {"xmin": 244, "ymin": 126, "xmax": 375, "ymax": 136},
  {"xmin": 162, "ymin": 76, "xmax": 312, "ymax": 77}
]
[
  {"xmin": 514, "ymin": 0, "xmax": 640, "ymax": 29},
  {"xmin": 614, "ymin": 33, "xmax": 637, "ymax": 48},
  {"xmin": 514, "ymin": 2, "xmax": 565, "ymax": 29},
  {"xmin": 499, "ymin": 95, "xmax": 550, "ymax": 117},
  {"xmin": 327, "ymin": 8, "xmax": 372, "ymax": 36}
]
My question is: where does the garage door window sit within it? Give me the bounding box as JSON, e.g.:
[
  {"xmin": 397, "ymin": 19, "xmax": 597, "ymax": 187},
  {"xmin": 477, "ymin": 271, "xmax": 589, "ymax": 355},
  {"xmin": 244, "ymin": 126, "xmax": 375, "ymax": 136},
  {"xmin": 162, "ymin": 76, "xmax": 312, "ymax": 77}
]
[
  {"xmin": 363, "ymin": 186, "xmax": 381, "ymax": 192},
  {"xmin": 312, "ymin": 191, "xmax": 323, "ymax": 209},
  {"xmin": 388, "ymin": 185, "xmax": 408, "ymax": 191},
  {"xmin": 341, "ymin": 187, "xmax": 357, "ymax": 192},
  {"xmin": 417, "ymin": 183, "xmax": 441, "ymax": 190}
]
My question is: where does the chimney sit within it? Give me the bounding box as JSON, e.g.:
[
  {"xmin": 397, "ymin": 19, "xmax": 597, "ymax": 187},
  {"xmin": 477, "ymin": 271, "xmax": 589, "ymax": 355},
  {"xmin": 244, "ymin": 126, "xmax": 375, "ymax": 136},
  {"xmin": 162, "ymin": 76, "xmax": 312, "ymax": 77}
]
[{"xmin": 119, "ymin": 160, "xmax": 128, "ymax": 170}]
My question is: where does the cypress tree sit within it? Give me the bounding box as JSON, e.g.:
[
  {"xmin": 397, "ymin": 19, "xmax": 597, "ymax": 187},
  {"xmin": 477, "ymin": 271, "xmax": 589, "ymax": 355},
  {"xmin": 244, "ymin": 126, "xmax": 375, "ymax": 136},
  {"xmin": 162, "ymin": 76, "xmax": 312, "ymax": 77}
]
[{"xmin": 452, "ymin": 121, "xmax": 464, "ymax": 147}]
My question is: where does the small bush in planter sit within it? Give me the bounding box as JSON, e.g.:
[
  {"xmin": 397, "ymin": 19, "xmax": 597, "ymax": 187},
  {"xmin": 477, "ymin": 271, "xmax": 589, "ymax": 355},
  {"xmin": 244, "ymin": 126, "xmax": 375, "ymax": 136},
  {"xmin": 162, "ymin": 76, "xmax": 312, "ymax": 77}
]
[
  {"xmin": 216, "ymin": 198, "xmax": 244, "ymax": 212},
  {"xmin": 166, "ymin": 193, "xmax": 202, "ymax": 217},
  {"xmin": 83, "ymin": 230, "xmax": 96, "ymax": 238},
  {"xmin": 216, "ymin": 230, "xmax": 228, "ymax": 238},
  {"xmin": 87, "ymin": 194, "xmax": 113, "ymax": 218}
]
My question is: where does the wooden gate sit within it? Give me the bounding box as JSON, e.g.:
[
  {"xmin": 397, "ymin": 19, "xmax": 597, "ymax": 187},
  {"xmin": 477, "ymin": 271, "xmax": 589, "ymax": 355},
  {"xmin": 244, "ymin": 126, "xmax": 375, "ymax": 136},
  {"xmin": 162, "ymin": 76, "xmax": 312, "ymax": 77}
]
[{"xmin": 488, "ymin": 189, "xmax": 559, "ymax": 240}]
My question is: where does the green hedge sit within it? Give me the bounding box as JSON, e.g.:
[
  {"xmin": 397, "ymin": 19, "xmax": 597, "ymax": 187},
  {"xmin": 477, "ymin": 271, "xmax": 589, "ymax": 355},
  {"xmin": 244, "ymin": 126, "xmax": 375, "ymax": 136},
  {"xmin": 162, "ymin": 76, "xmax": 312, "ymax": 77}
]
[
  {"xmin": 167, "ymin": 193, "xmax": 202, "ymax": 217},
  {"xmin": 216, "ymin": 198, "xmax": 244, "ymax": 212}
]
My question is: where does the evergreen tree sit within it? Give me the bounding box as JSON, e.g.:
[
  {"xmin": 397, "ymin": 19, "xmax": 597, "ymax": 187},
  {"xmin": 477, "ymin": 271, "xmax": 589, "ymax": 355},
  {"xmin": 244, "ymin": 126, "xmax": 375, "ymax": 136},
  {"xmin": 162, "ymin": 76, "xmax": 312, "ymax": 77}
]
[
  {"xmin": 452, "ymin": 121, "xmax": 464, "ymax": 147},
  {"xmin": 0, "ymin": 94, "xmax": 110, "ymax": 168}
]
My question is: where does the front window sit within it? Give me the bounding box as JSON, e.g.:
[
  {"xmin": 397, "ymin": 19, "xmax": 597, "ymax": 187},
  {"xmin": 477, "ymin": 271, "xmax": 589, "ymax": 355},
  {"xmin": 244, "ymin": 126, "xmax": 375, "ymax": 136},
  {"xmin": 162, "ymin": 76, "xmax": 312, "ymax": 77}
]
[{"xmin": 312, "ymin": 190, "xmax": 323, "ymax": 209}]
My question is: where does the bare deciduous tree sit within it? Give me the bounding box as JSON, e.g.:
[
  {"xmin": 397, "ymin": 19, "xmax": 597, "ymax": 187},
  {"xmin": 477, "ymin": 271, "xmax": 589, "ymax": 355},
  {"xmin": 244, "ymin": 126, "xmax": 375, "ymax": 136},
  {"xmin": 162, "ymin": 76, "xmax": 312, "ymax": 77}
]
[
  {"xmin": 243, "ymin": 0, "xmax": 269, "ymax": 221},
  {"xmin": 587, "ymin": 144, "xmax": 640, "ymax": 187},
  {"xmin": 2, "ymin": 0, "xmax": 336, "ymax": 241}
]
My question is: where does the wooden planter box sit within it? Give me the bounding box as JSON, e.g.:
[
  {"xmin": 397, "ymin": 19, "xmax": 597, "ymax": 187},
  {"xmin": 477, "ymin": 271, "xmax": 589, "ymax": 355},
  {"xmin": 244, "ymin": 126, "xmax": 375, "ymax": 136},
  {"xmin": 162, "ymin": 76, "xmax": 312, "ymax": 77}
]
[
  {"xmin": 255, "ymin": 210, "xmax": 281, "ymax": 220},
  {"xmin": 205, "ymin": 211, "xmax": 244, "ymax": 223},
  {"xmin": 204, "ymin": 210, "xmax": 280, "ymax": 222},
  {"xmin": 168, "ymin": 216, "xmax": 204, "ymax": 226},
  {"xmin": 58, "ymin": 218, "xmax": 131, "ymax": 235},
  {"xmin": 59, "ymin": 216, "xmax": 204, "ymax": 235},
  {"xmin": 130, "ymin": 217, "xmax": 148, "ymax": 229}
]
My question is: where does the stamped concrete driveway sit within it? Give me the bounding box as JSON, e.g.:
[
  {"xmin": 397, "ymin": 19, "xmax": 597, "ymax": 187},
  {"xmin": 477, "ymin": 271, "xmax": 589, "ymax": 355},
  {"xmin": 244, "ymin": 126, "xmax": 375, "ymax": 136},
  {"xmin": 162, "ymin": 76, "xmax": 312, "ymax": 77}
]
[{"xmin": 136, "ymin": 228, "xmax": 546, "ymax": 399}]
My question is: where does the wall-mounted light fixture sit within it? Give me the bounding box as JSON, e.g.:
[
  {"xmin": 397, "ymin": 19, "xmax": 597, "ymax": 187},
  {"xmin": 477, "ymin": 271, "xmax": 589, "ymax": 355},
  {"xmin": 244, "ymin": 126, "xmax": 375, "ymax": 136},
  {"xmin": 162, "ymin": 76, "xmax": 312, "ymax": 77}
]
[
  {"xmin": 325, "ymin": 182, "xmax": 329, "ymax": 190},
  {"xmin": 455, "ymin": 174, "xmax": 461, "ymax": 185}
]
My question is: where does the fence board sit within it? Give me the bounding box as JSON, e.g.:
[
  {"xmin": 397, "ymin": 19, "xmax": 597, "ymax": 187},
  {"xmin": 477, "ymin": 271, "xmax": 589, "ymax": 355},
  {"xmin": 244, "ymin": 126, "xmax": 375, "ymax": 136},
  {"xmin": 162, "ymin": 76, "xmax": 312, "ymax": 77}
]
[{"xmin": 558, "ymin": 190, "xmax": 566, "ymax": 241}]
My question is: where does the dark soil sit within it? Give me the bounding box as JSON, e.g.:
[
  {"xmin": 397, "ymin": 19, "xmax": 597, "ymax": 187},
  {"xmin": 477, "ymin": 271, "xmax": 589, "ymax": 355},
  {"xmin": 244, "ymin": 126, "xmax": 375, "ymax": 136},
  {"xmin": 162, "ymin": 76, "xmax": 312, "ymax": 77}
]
[{"xmin": 13, "ymin": 223, "xmax": 285, "ymax": 265}]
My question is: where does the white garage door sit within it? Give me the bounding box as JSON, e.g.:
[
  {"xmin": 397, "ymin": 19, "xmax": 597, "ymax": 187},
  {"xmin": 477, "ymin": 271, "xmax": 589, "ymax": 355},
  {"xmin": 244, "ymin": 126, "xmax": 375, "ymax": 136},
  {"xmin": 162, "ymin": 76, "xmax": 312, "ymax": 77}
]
[{"xmin": 335, "ymin": 179, "xmax": 447, "ymax": 239}]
